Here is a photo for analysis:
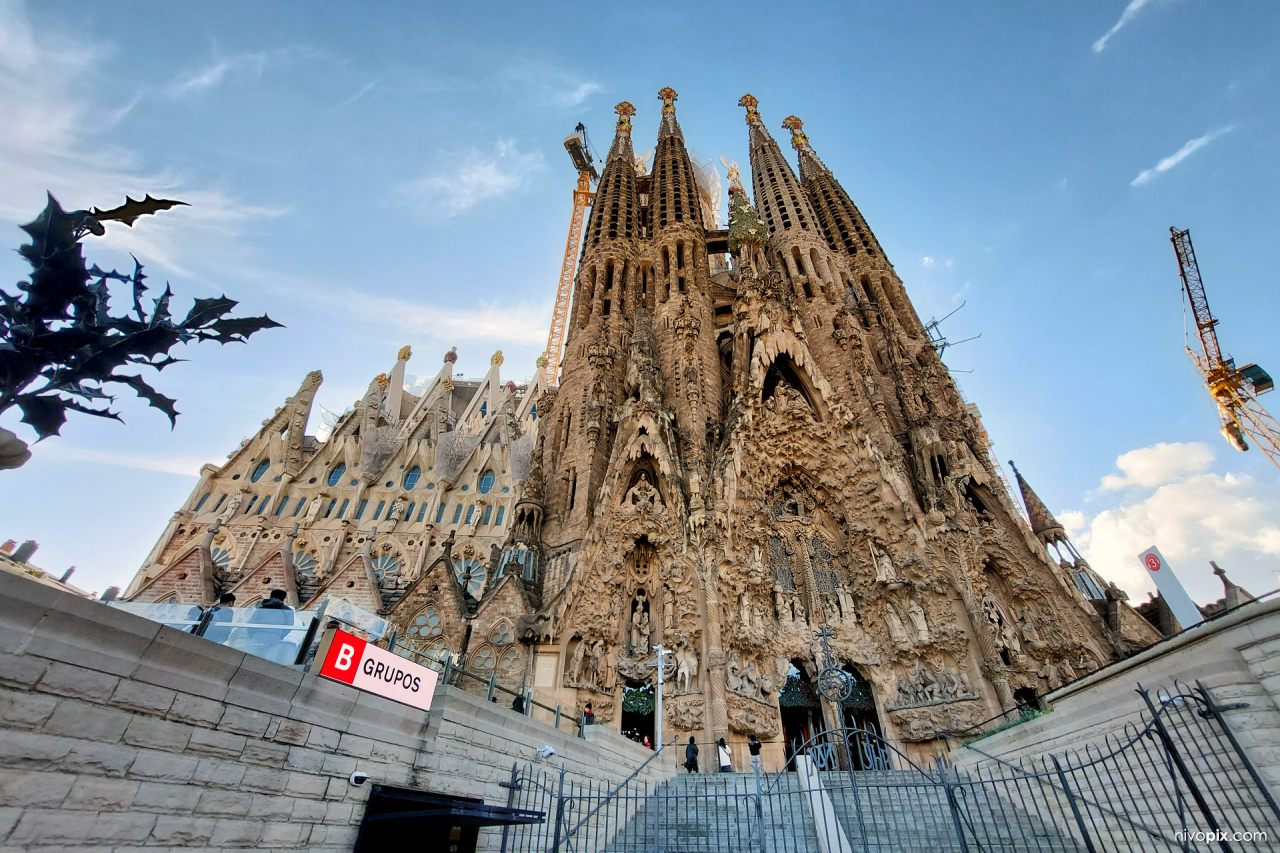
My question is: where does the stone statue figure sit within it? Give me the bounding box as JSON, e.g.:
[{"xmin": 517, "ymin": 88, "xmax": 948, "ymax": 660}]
[
  {"xmin": 1079, "ymin": 652, "xmax": 1099, "ymax": 673},
  {"xmin": 601, "ymin": 644, "xmax": 619, "ymax": 690},
  {"xmin": 663, "ymin": 587, "xmax": 675, "ymax": 637},
  {"xmin": 872, "ymin": 542, "xmax": 899, "ymax": 583},
  {"xmin": 303, "ymin": 496, "xmax": 323, "ymax": 524},
  {"xmin": 908, "ymin": 599, "xmax": 930, "ymax": 644},
  {"xmin": 626, "ymin": 471, "xmax": 661, "ymax": 510},
  {"xmin": 631, "ymin": 598, "xmax": 652, "ymax": 656},
  {"xmin": 884, "ymin": 604, "xmax": 911, "ymax": 649},
  {"xmin": 566, "ymin": 639, "xmax": 586, "ymax": 686},
  {"xmin": 739, "ymin": 591, "xmax": 751, "ymax": 628},
  {"xmin": 218, "ymin": 493, "xmax": 243, "ymax": 524},
  {"xmin": 774, "ymin": 584, "xmax": 791, "ymax": 623},
  {"xmin": 588, "ymin": 640, "xmax": 604, "ymax": 688},
  {"xmin": 1059, "ymin": 658, "xmax": 1077, "ymax": 682},
  {"xmin": 387, "ymin": 500, "xmax": 403, "ymax": 522},
  {"xmin": 836, "ymin": 587, "xmax": 857, "ymax": 622},
  {"xmin": 939, "ymin": 667, "xmax": 967, "ymax": 699},
  {"xmin": 675, "ymin": 646, "xmax": 699, "ymax": 693},
  {"xmin": 792, "ymin": 596, "xmax": 806, "ymax": 624},
  {"xmin": 1019, "ymin": 604, "xmax": 1047, "ymax": 651}
]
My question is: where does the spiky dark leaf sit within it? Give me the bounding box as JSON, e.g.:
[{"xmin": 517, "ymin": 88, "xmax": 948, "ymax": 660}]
[
  {"xmin": 151, "ymin": 284, "xmax": 173, "ymax": 326},
  {"xmin": 16, "ymin": 395, "xmax": 68, "ymax": 439},
  {"xmin": 204, "ymin": 314, "xmax": 284, "ymax": 343},
  {"xmin": 180, "ymin": 295, "xmax": 239, "ymax": 328},
  {"xmin": 89, "ymin": 195, "xmax": 189, "ymax": 227},
  {"xmin": 116, "ymin": 374, "xmax": 179, "ymax": 426}
]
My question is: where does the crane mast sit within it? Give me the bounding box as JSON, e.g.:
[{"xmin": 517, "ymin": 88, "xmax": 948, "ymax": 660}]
[
  {"xmin": 1170, "ymin": 227, "xmax": 1280, "ymax": 469},
  {"xmin": 541, "ymin": 125, "xmax": 597, "ymax": 388}
]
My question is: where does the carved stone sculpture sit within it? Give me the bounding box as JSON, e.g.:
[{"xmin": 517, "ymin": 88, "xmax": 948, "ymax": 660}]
[
  {"xmin": 908, "ymin": 599, "xmax": 930, "ymax": 644},
  {"xmin": 884, "ymin": 604, "xmax": 911, "ymax": 650}
]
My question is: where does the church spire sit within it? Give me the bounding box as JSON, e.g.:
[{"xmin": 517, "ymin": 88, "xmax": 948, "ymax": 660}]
[
  {"xmin": 1008, "ymin": 460, "xmax": 1066, "ymax": 547},
  {"xmin": 650, "ymin": 87, "xmax": 703, "ymax": 231},
  {"xmin": 781, "ymin": 115, "xmax": 829, "ymax": 181},
  {"xmin": 739, "ymin": 94, "xmax": 817, "ymax": 237},
  {"xmin": 586, "ymin": 102, "xmax": 641, "ymax": 246},
  {"xmin": 787, "ymin": 116, "xmax": 883, "ymax": 262}
]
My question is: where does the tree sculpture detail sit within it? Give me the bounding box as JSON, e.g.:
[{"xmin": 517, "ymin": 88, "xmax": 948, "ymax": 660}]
[{"xmin": 0, "ymin": 194, "xmax": 282, "ymax": 469}]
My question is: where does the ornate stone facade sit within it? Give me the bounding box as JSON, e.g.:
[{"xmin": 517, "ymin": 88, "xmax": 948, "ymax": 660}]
[{"xmin": 126, "ymin": 90, "xmax": 1160, "ymax": 756}]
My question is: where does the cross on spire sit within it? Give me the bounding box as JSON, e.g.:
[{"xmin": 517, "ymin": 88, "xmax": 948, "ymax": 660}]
[
  {"xmin": 738, "ymin": 93, "xmax": 760, "ymax": 123},
  {"xmin": 615, "ymin": 101, "xmax": 635, "ymax": 134},
  {"xmin": 658, "ymin": 87, "xmax": 678, "ymax": 116}
]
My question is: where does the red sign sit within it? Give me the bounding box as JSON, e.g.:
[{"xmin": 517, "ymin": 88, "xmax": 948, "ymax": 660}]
[{"xmin": 319, "ymin": 628, "xmax": 438, "ymax": 712}]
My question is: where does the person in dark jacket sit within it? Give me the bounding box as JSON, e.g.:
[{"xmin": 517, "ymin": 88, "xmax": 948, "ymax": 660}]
[
  {"xmin": 684, "ymin": 736, "xmax": 699, "ymax": 773},
  {"xmin": 239, "ymin": 589, "xmax": 295, "ymax": 662},
  {"xmin": 201, "ymin": 593, "xmax": 237, "ymax": 644}
]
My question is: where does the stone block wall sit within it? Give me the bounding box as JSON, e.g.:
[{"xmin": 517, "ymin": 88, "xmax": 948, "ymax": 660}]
[{"xmin": 0, "ymin": 571, "xmax": 666, "ymax": 851}]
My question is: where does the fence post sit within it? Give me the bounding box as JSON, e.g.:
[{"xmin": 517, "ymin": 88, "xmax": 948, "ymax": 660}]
[
  {"xmin": 551, "ymin": 765, "xmax": 567, "ymax": 852},
  {"xmin": 651, "ymin": 777, "xmax": 663, "ymax": 853},
  {"xmin": 554, "ymin": 705, "xmax": 562, "ymax": 730},
  {"xmin": 1138, "ymin": 684, "xmax": 1230, "ymax": 850},
  {"xmin": 487, "ymin": 671, "xmax": 497, "ymax": 702},
  {"xmin": 753, "ymin": 752, "xmax": 767, "ymax": 853},
  {"xmin": 499, "ymin": 761, "xmax": 521, "ymax": 853},
  {"xmin": 934, "ymin": 756, "xmax": 971, "ymax": 853},
  {"xmin": 442, "ymin": 654, "xmax": 453, "ymax": 686},
  {"xmin": 1050, "ymin": 754, "xmax": 1098, "ymax": 853},
  {"xmin": 1194, "ymin": 680, "xmax": 1280, "ymax": 821}
]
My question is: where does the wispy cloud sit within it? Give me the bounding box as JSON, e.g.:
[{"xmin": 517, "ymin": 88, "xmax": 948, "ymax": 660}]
[
  {"xmin": 164, "ymin": 53, "xmax": 268, "ymax": 99},
  {"xmin": 1093, "ymin": 0, "xmax": 1160, "ymax": 53},
  {"xmin": 921, "ymin": 256, "xmax": 936, "ymax": 268},
  {"xmin": 34, "ymin": 443, "xmax": 209, "ymax": 476},
  {"xmin": 0, "ymin": 2, "xmax": 289, "ymax": 275},
  {"xmin": 1100, "ymin": 442, "xmax": 1215, "ymax": 490},
  {"xmin": 318, "ymin": 287, "xmax": 551, "ymax": 346},
  {"xmin": 400, "ymin": 140, "xmax": 545, "ymax": 217},
  {"xmin": 336, "ymin": 80, "xmax": 378, "ymax": 109},
  {"xmin": 1131, "ymin": 125, "xmax": 1235, "ymax": 187},
  {"xmin": 497, "ymin": 60, "xmax": 602, "ymax": 108}
]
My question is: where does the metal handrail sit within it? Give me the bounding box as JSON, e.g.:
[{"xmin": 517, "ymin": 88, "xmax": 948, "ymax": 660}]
[{"xmin": 559, "ymin": 737, "xmax": 678, "ymax": 840}]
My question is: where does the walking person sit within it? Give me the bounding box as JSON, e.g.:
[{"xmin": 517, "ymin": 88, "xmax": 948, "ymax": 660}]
[
  {"xmin": 717, "ymin": 737, "xmax": 733, "ymax": 773},
  {"xmin": 684, "ymin": 736, "xmax": 699, "ymax": 773}
]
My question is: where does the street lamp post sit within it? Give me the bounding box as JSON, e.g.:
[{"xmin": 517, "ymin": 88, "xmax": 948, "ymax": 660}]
[{"xmin": 647, "ymin": 644, "xmax": 674, "ymax": 753}]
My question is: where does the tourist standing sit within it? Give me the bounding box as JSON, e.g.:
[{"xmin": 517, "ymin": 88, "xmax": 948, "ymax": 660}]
[
  {"xmin": 717, "ymin": 737, "xmax": 732, "ymax": 772},
  {"xmin": 749, "ymin": 736, "xmax": 762, "ymax": 773},
  {"xmin": 684, "ymin": 736, "xmax": 699, "ymax": 773}
]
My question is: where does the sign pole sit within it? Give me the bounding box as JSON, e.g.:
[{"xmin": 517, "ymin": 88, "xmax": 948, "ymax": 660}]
[{"xmin": 647, "ymin": 644, "xmax": 672, "ymax": 754}]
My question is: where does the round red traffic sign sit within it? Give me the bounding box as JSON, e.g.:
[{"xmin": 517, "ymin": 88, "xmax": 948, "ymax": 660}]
[{"xmin": 1144, "ymin": 553, "xmax": 1162, "ymax": 573}]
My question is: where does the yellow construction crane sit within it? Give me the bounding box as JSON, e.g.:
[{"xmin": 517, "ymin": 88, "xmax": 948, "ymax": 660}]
[
  {"xmin": 1170, "ymin": 227, "xmax": 1280, "ymax": 470},
  {"xmin": 541, "ymin": 124, "xmax": 598, "ymax": 387}
]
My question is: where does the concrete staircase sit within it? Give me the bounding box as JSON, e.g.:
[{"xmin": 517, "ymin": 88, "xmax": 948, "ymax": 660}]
[
  {"xmin": 818, "ymin": 770, "xmax": 1086, "ymax": 852},
  {"xmin": 599, "ymin": 771, "xmax": 822, "ymax": 853}
]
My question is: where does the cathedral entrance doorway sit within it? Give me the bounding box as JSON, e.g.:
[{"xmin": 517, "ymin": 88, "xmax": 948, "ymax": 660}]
[
  {"xmin": 620, "ymin": 680, "xmax": 654, "ymax": 747},
  {"xmin": 778, "ymin": 661, "xmax": 823, "ymax": 770},
  {"xmin": 838, "ymin": 665, "xmax": 885, "ymax": 770}
]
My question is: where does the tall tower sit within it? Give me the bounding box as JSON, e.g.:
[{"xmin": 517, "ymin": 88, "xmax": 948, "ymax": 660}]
[{"xmin": 523, "ymin": 91, "xmax": 1140, "ymax": 758}]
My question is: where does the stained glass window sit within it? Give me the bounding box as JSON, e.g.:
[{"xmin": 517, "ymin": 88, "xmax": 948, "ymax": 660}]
[
  {"xmin": 473, "ymin": 646, "xmax": 495, "ymax": 669},
  {"xmin": 482, "ymin": 506, "xmax": 492, "ymax": 525},
  {"xmin": 250, "ymin": 459, "xmax": 270, "ymax": 483},
  {"xmin": 479, "ymin": 470, "xmax": 496, "ymax": 494},
  {"xmin": 193, "ymin": 492, "xmax": 210, "ymax": 512},
  {"xmin": 495, "ymin": 507, "xmax": 505, "ymax": 526},
  {"xmin": 370, "ymin": 553, "xmax": 401, "ymax": 580},
  {"xmin": 294, "ymin": 551, "xmax": 318, "ymax": 574},
  {"xmin": 211, "ymin": 547, "xmax": 231, "ymax": 569},
  {"xmin": 410, "ymin": 606, "xmax": 442, "ymax": 639},
  {"xmin": 453, "ymin": 557, "xmax": 485, "ymax": 597},
  {"xmin": 499, "ymin": 648, "xmax": 521, "ymax": 670},
  {"xmin": 403, "ymin": 467, "xmax": 421, "ymax": 489},
  {"xmin": 417, "ymin": 504, "xmax": 428, "ymax": 522},
  {"xmin": 327, "ymin": 463, "xmax": 346, "ymax": 487},
  {"xmin": 491, "ymin": 623, "xmax": 513, "ymax": 644}
]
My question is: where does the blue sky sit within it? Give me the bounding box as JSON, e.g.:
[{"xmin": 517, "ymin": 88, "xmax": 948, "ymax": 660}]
[{"xmin": 2, "ymin": 0, "xmax": 1278, "ymax": 606}]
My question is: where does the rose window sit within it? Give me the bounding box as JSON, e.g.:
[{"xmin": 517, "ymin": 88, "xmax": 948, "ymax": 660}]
[{"xmin": 410, "ymin": 606, "xmax": 442, "ymax": 639}]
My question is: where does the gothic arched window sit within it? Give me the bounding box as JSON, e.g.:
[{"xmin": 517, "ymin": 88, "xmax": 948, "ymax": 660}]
[
  {"xmin": 370, "ymin": 553, "xmax": 401, "ymax": 580},
  {"xmin": 479, "ymin": 470, "xmax": 496, "ymax": 494},
  {"xmin": 327, "ymin": 463, "xmax": 346, "ymax": 487},
  {"xmin": 403, "ymin": 467, "xmax": 421, "ymax": 489},
  {"xmin": 250, "ymin": 459, "xmax": 270, "ymax": 483},
  {"xmin": 454, "ymin": 557, "xmax": 485, "ymax": 597},
  {"xmin": 409, "ymin": 605, "xmax": 443, "ymax": 640}
]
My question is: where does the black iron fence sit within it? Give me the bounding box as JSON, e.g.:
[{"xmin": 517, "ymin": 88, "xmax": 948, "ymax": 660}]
[{"xmin": 498, "ymin": 680, "xmax": 1280, "ymax": 852}]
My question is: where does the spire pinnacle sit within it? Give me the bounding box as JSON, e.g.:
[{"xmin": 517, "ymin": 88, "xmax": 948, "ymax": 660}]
[
  {"xmin": 614, "ymin": 101, "xmax": 635, "ymax": 135},
  {"xmin": 1008, "ymin": 460, "xmax": 1067, "ymax": 545},
  {"xmin": 739, "ymin": 93, "xmax": 761, "ymax": 124},
  {"xmin": 783, "ymin": 115, "xmax": 830, "ymax": 179},
  {"xmin": 657, "ymin": 87, "xmax": 682, "ymax": 140},
  {"xmin": 658, "ymin": 87, "xmax": 677, "ymax": 116}
]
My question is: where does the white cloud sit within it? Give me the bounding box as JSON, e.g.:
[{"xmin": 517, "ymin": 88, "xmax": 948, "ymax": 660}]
[
  {"xmin": 1093, "ymin": 0, "xmax": 1157, "ymax": 53},
  {"xmin": 1099, "ymin": 441, "xmax": 1215, "ymax": 490},
  {"xmin": 921, "ymin": 256, "xmax": 936, "ymax": 268},
  {"xmin": 1068, "ymin": 442, "xmax": 1280, "ymax": 604},
  {"xmin": 0, "ymin": 1, "xmax": 286, "ymax": 275},
  {"xmin": 336, "ymin": 79, "xmax": 378, "ymax": 109},
  {"xmin": 401, "ymin": 140, "xmax": 545, "ymax": 217},
  {"xmin": 497, "ymin": 61, "xmax": 601, "ymax": 108},
  {"xmin": 1131, "ymin": 125, "xmax": 1235, "ymax": 187},
  {"xmin": 321, "ymin": 288, "xmax": 551, "ymax": 346}
]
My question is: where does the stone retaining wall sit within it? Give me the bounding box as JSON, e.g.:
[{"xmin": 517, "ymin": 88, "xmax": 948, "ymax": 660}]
[{"xmin": 0, "ymin": 571, "xmax": 665, "ymax": 851}]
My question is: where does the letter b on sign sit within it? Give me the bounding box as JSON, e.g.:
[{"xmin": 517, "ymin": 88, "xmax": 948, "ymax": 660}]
[{"xmin": 320, "ymin": 632, "xmax": 366, "ymax": 685}]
